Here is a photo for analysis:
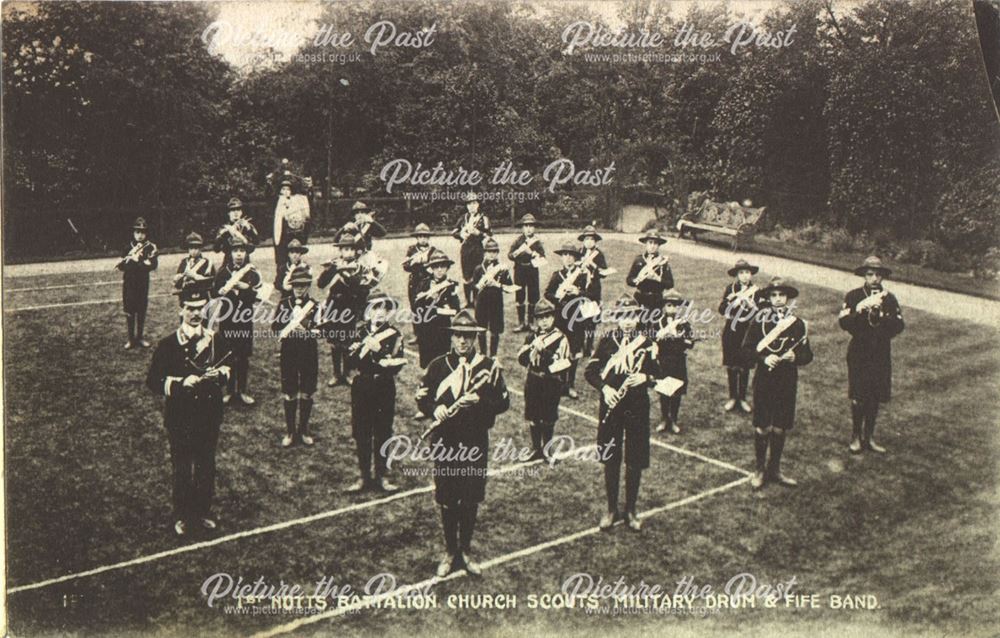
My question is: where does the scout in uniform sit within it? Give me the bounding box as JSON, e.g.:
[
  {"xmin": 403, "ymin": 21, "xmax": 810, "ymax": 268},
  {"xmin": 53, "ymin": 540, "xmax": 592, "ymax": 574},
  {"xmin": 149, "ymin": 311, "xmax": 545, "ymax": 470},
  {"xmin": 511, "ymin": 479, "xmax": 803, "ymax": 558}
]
[
  {"xmin": 472, "ymin": 237, "xmax": 515, "ymax": 357},
  {"xmin": 654, "ymin": 289, "xmax": 696, "ymax": 434},
  {"xmin": 351, "ymin": 201, "xmax": 387, "ymax": 253},
  {"xmin": 507, "ymin": 213, "xmax": 545, "ymax": 332},
  {"xmin": 545, "ymin": 243, "xmax": 588, "ymax": 399},
  {"xmin": 585, "ymin": 295, "xmax": 661, "ymax": 531},
  {"xmin": 451, "ymin": 192, "xmax": 491, "ymax": 307},
  {"xmin": 346, "ymin": 291, "xmax": 407, "ymax": 493},
  {"xmin": 413, "ymin": 250, "xmax": 462, "ymax": 369},
  {"xmin": 272, "ymin": 266, "xmax": 321, "ymax": 448},
  {"xmin": 626, "ymin": 229, "xmax": 673, "ymax": 332},
  {"xmin": 272, "ymin": 177, "xmax": 311, "ymax": 286},
  {"xmin": 215, "ymin": 197, "xmax": 259, "ymax": 270},
  {"xmin": 402, "ymin": 223, "xmax": 434, "ymax": 344},
  {"xmin": 516, "ymin": 299, "xmax": 571, "ymax": 463},
  {"xmin": 173, "ymin": 232, "xmax": 216, "ymax": 293},
  {"xmin": 211, "ymin": 237, "xmax": 261, "ymax": 406},
  {"xmin": 838, "ymin": 256, "xmax": 904, "ymax": 454},
  {"xmin": 117, "ymin": 216, "xmax": 159, "ymax": 349},
  {"xmin": 279, "ymin": 239, "xmax": 311, "ymax": 297},
  {"xmin": 741, "ymin": 277, "xmax": 813, "ymax": 489},
  {"xmin": 578, "ymin": 224, "xmax": 612, "ymax": 356},
  {"xmin": 146, "ymin": 287, "xmax": 231, "ymax": 536},
  {"xmin": 718, "ymin": 259, "xmax": 766, "ymax": 413},
  {"xmin": 317, "ymin": 233, "xmax": 366, "ymax": 387},
  {"xmin": 416, "ymin": 309, "xmax": 510, "ymax": 577}
]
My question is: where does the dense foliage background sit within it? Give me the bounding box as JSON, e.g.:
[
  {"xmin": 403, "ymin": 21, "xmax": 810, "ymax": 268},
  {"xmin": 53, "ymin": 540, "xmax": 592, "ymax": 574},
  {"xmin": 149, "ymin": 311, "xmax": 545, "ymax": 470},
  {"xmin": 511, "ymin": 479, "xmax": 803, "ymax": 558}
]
[{"xmin": 3, "ymin": 0, "xmax": 999, "ymax": 272}]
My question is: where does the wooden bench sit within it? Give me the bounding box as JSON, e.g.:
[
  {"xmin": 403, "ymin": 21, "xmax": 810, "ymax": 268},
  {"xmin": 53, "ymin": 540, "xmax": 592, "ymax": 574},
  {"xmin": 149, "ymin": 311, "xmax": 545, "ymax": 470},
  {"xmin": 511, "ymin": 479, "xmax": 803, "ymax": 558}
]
[{"xmin": 676, "ymin": 199, "xmax": 765, "ymax": 251}]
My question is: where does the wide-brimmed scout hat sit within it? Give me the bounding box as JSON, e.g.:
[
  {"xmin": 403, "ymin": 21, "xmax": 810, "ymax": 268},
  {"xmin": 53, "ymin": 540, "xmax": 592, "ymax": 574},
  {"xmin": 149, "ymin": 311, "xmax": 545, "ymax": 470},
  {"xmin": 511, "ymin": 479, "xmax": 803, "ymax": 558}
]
[
  {"xmin": 517, "ymin": 213, "xmax": 538, "ymax": 226},
  {"xmin": 533, "ymin": 299, "xmax": 557, "ymax": 318},
  {"xmin": 425, "ymin": 250, "xmax": 454, "ymax": 268},
  {"xmin": 727, "ymin": 258, "xmax": 759, "ymax": 277},
  {"xmin": 447, "ymin": 308, "xmax": 486, "ymax": 333},
  {"xmin": 288, "ymin": 265, "xmax": 313, "ymax": 286},
  {"xmin": 638, "ymin": 229, "xmax": 667, "ymax": 245},
  {"xmin": 554, "ymin": 243, "xmax": 581, "ymax": 258},
  {"xmin": 578, "ymin": 224, "xmax": 602, "ymax": 242},
  {"xmin": 229, "ymin": 236, "xmax": 253, "ymax": 253},
  {"xmin": 286, "ymin": 238, "xmax": 307, "ymax": 254},
  {"xmin": 854, "ymin": 255, "xmax": 892, "ymax": 277},
  {"xmin": 366, "ymin": 290, "xmax": 397, "ymax": 311},
  {"xmin": 608, "ymin": 294, "xmax": 642, "ymax": 319},
  {"xmin": 483, "ymin": 237, "xmax": 500, "ymax": 252},
  {"xmin": 132, "ymin": 217, "xmax": 149, "ymax": 231},
  {"xmin": 761, "ymin": 276, "xmax": 799, "ymax": 299},
  {"xmin": 335, "ymin": 233, "xmax": 360, "ymax": 248},
  {"xmin": 662, "ymin": 288, "xmax": 686, "ymax": 306},
  {"xmin": 227, "ymin": 197, "xmax": 243, "ymax": 210},
  {"xmin": 411, "ymin": 223, "xmax": 431, "ymax": 237}
]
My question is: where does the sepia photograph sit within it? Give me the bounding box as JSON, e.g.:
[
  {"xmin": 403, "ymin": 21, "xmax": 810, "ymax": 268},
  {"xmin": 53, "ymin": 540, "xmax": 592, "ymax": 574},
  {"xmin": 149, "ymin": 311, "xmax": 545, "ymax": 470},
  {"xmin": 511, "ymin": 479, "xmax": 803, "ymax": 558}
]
[{"xmin": 2, "ymin": 0, "xmax": 999, "ymax": 636}]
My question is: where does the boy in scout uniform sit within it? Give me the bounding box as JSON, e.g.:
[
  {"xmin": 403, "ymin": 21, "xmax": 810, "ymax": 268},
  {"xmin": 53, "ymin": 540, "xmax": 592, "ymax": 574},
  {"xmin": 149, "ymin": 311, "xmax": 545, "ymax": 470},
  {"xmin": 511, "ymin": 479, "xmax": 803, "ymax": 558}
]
[
  {"xmin": 654, "ymin": 289, "xmax": 696, "ymax": 434},
  {"xmin": 545, "ymin": 243, "xmax": 588, "ymax": 399},
  {"xmin": 117, "ymin": 217, "xmax": 159, "ymax": 349},
  {"xmin": 516, "ymin": 299, "xmax": 571, "ymax": 463},
  {"xmin": 508, "ymin": 214, "xmax": 545, "ymax": 332},
  {"xmin": 472, "ymin": 237, "xmax": 514, "ymax": 357},
  {"xmin": 741, "ymin": 277, "xmax": 813, "ymax": 489},
  {"xmin": 346, "ymin": 291, "xmax": 406, "ymax": 493},
  {"xmin": 146, "ymin": 287, "xmax": 231, "ymax": 536},
  {"xmin": 416, "ymin": 309, "xmax": 510, "ymax": 577},
  {"xmin": 279, "ymin": 239, "xmax": 311, "ymax": 297},
  {"xmin": 585, "ymin": 295, "xmax": 661, "ymax": 531},
  {"xmin": 578, "ymin": 224, "xmax": 612, "ymax": 356},
  {"xmin": 317, "ymin": 233, "xmax": 366, "ymax": 387},
  {"xmin": 215, "ymin": 197, "xmax": 259, "ymax": 270},
  {"xmin": 351, "ymin": 201, "xmax": 387, "ymax": 253},
  {"xmin": 212, "ymin": 237, "xmax": 261, "ymax": 406},
  {"xmin": 626, "ymin": 229, "xmax": 673, "ymax": 332},
  {"xmin": 451, "ymin": 192, "xmax": 491, "ymax": 307},
  {"xmin": 838, "ymin": 256, "xmax": 904, "ymax": 454},
  {"xmin": 403, "ymin": 223, "xmax": 434, "ymax": 344},
  {"xmin": 272, "ymin": 266, "xmax": 321, "ymax": 448},
  {"xmin": 718, "ymin": 259, "xmax": 766, "ymax": 413},
  {"xmin": 413, "ymin": 250, "xmax": 462, "ymax": 368},
  {"xmin": 173, "ymin": 232, "xmax": 216, "ymax": 292}
]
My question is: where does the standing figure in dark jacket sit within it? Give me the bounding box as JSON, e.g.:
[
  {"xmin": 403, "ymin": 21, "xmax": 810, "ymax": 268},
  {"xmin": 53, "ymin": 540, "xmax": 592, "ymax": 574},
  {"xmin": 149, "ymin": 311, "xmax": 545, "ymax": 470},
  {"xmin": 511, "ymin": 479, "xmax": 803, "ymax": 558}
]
[
  {"xmin": 350, "ymin": 201, "xmax": 387, "ymax": 253},
  {"xmin": 272, "ymin": 266, "xmax": 322, "ymax": 448},
  {"xmin": 346, "ymin": 291, "xmax": 406, "ymax": 493},
  {"xmin": 545, "ymin": 243, "xmax": 589, "ymax": 399},
  {"xmin": 403, "ymin": 223, "xmax": 435, "ymax": 344},
  {"xmin": 517, "ymin": 299, "xmax": 571, "ymax": 463},
  {"xmin": 413, "ymin": 250, "xmax": 462, "ymax": 368},
  {"xmin": 838, "ymin": 256, "xmax": 904, "ymax": 454},
  {"xmin": 654, "ymin": 289, "xmax": 696, "ymax": 434},
  {"xmin": 626, "ymin": 229, "xmax": 673, "ymax": 334},
  {"xmin": 585, "ymin": 295, "xmax": 661, "ymax": 532},
  {"xmin": 508, "ymin": 214, "xmax": 545, "ymax": 332},
  {"xmin": 146, "ymin": 287, "xmax": 231, "ymax": 536},
  {"xmin": 417, "ymin": 309, "xmax": 510, "ymax": 577},
  {"xmin": 718, "ymin": 259, "xmax": 766, "ymax": 413},
  {"xmin": 173, "ymin": 233, "xmax": 216, "ymax": 293},
  {"xmin": 472, "ymin": 238, "xmax": 514, "ymax": 357},
  {"xmin": 117, "ymin": 217, "xmax": 159, "ymax": 350},
  {"xmin": 741, "ymin": 277, "xmax": 814, "ymax": 490},
  {"xmin": 578, "ymin": 224, "xmax": 612, "ymax": 356},
  {"xmin": 451, "ymin": 192, "xmax": 491, "ymax": 307},
  {"xmin": 214, "ymin": 198, "xmax": 259, "ymax": 270},
  {"xmin": 211, "ymin": 237, "xmax": 261, "ymax": 406},
  {"xmin": 316, "ymin": 233, "xmax": 366, "ymax": 387}
]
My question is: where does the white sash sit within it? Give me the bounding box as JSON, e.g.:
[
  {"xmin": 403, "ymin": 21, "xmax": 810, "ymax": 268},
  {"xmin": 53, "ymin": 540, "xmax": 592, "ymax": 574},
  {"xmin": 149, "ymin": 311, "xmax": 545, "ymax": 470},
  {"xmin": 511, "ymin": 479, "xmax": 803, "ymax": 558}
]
[{"xmin": 279, "ymin": 300, "xmax": 316, "ymax": 339}]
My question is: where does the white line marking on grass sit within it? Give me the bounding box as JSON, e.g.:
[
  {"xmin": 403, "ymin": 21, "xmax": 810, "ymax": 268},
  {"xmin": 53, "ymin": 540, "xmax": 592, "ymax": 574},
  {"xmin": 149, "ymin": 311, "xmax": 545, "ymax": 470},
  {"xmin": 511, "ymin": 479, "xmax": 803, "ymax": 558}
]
[
  {"xmin": 6, "ymin": 280, "xmax": 123, "ymax": 293},
  {"xmin": 252, "ymin": 475, "xmax": 751, "ymax": 638},
  {"xmin": 5, "ymin": 293, "xmax": 174, "ymax": 313}
]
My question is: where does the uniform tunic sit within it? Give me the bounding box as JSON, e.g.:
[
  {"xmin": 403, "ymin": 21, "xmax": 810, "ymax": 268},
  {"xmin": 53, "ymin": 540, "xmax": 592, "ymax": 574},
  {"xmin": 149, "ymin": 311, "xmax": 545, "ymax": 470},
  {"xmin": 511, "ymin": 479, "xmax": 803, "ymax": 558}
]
[
  {"xmin": 214, "ymin": 219, "xmax": 259, "ymax": 268},
  {"xmin": 272, "ymin": 295, "xmax": 320, "ymax": 395},
  {"xmin": 451, "ymin": 212, "xmax": 491, "ymax": 284},
  {"xmin": 717, "ymin": 283, "xmax": 767, "ymax": 368},
  {"xmin": 402, "ymin": 244, "xmax": 433, "ymax": 309},
  {"xmin": 580, "ymin": 247, "xmax": 609, "ymax": 303},
  {"xmin": 544, "ymin": 266, "xmax": 589, "ymax": 354},
  {"xmin": 212, "ymin": 263, "xmax": 261, "ymax": 358},
  {"xmin": 626, "ymin": 254, "xmax": 673, "ymax": 310},
  {"xmin": 508, "ymin": 234, "xmax": 545, "ymax": 305},
  {"xmin": 472, "ymin": 260, "xmax": 513, "ymax": 333},
  {"xmin": 585, "ymin": 331, "xmax": 660, "ymax": 469},
  {"xmin": 174, "ymin": 255, "xmax": 216, "ymax": 292},
  {"xmin": 838, "ymin": 285, "xmax": 904, "ymax": 403},
  {"xmin": 145, "ymin": 326, "xmax": 229, "ymax": 520},
  {"xmin": 316, "ymin": 259, "xmax": 366, "ymax": 348},
  {"xmin": 517, "ymin": 327, "xmax": 571, "ymax": 423},
  {"xmin": 741, "ymin": 310, "xmax": 814, "ymax": 430},
  {"xmin": 417, "ymin": 351, "xmax": 510, "ymax": 506},
  {"xmin": 413, "ymin": 277, "xmax": 462, "ymax": 367},
  {"xmin": 354, "ymin": 218, "xmax": 387, "ymax": 253},
  {"xmin": 349, "ymin": 322, "xmax": 405, "ymax": 474},
  {"xmin": 654, "ymin": 317, "xmax": 695, "ymax": 394},
  {"xmin": 117, "ymin": 240, "xmax": 158, "ymax": 313}
]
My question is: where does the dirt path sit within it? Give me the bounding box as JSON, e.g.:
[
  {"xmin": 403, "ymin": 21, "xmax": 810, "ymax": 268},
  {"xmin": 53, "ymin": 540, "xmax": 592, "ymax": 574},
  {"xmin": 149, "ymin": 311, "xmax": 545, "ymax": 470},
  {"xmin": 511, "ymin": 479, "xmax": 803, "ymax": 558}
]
[{"xmin": 4, "ymin": 232, "xmax": 999, "ymax": 326}]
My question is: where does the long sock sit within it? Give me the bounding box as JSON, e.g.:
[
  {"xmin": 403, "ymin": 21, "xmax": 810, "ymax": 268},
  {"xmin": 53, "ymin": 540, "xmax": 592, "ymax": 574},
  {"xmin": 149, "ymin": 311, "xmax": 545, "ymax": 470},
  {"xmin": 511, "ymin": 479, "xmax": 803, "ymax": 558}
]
[
  {"xmin": 737, "ymin": 369, "xmax": 749, "ymax": 400},
  {"xmin": 227, "ymin": 364, "xmax": 238, "ymax": 396},
  {"xmin": 541, "ymin": 422, "xmax": 555, "ymax": 450},
  {"xmin": 126, "ymin": 314, "xmax": 136, "ymax": 344},
  {"xmin": 863, "ymin": 402, "xmax": 879, "ymax": 442},
  {"xmin": 458, "ymin": 504, "xmax": 478, "ymax": 553},
  {"xmin": 136, "ymin": 311, "xmax": 146, "ymax": 340},
  {"xmin": 669, "ymin": 396, "xmax": 682, "ymax": 423},
  {"xmin": 604, "ymin": 462, "xmax": 621, "ymax": 513},
  {"xmin": 727, "ymin": 368, "xmax": 738, "ymax": 400},
  {"xmin": 440, "ymin": 506, "xmax": 459, "ymax": 555},
  {"xmin": 489, "ymin": 333, "xmax": 500, "ymax": 357},
  {"xmin": 851, "ymin": 401, "xmax": 864, "ymax": 441},
  {"xmin": 332, "ymin": 350, "xmax": 343, "ymax": 380},
  {"xmin": 516, "ymin": 304, "xmax": 525, "ymax": 326},
  {"xmin": 567, "ymin": 361, "xmax": 578, "ymax": 391},
  {"xmin": 767, "ymin": 430, "xmax": 787, "ymax": 477},
  {"xmin": 660, "ymin": 396, "xmax": 671, "ymax": 424},
  {"xmin": 624, "ymin": 466, "xmax": 642, "ymax": 513},
  {"xmin": 283, "ymin": 399, "xmax": 297, "ymax": 436},
  {"xmin": 237, "ymin": 358, "xmax": 250, "ymax": 394},
  {"xmin": 754, "ymin": 431, "xmax": 768, "ymax": 472},
  {"xmin": 529, "ymin": 423, "xmax": 542, "ymax": 456},
  {"xmin": 526, "ymin": 303, "xmax": 535, "ymax": 324},
  {"xmin": 298, "ymin": 398, "xmax": 313, "ymax": 436}
]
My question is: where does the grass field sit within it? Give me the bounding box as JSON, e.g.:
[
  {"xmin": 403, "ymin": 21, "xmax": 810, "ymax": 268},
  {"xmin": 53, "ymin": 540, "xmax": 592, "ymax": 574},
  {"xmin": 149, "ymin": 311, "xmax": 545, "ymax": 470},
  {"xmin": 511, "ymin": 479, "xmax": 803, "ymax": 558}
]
[{"xmin": 4, "ymin": 235, "xmax": 999, "ymax": 637}]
